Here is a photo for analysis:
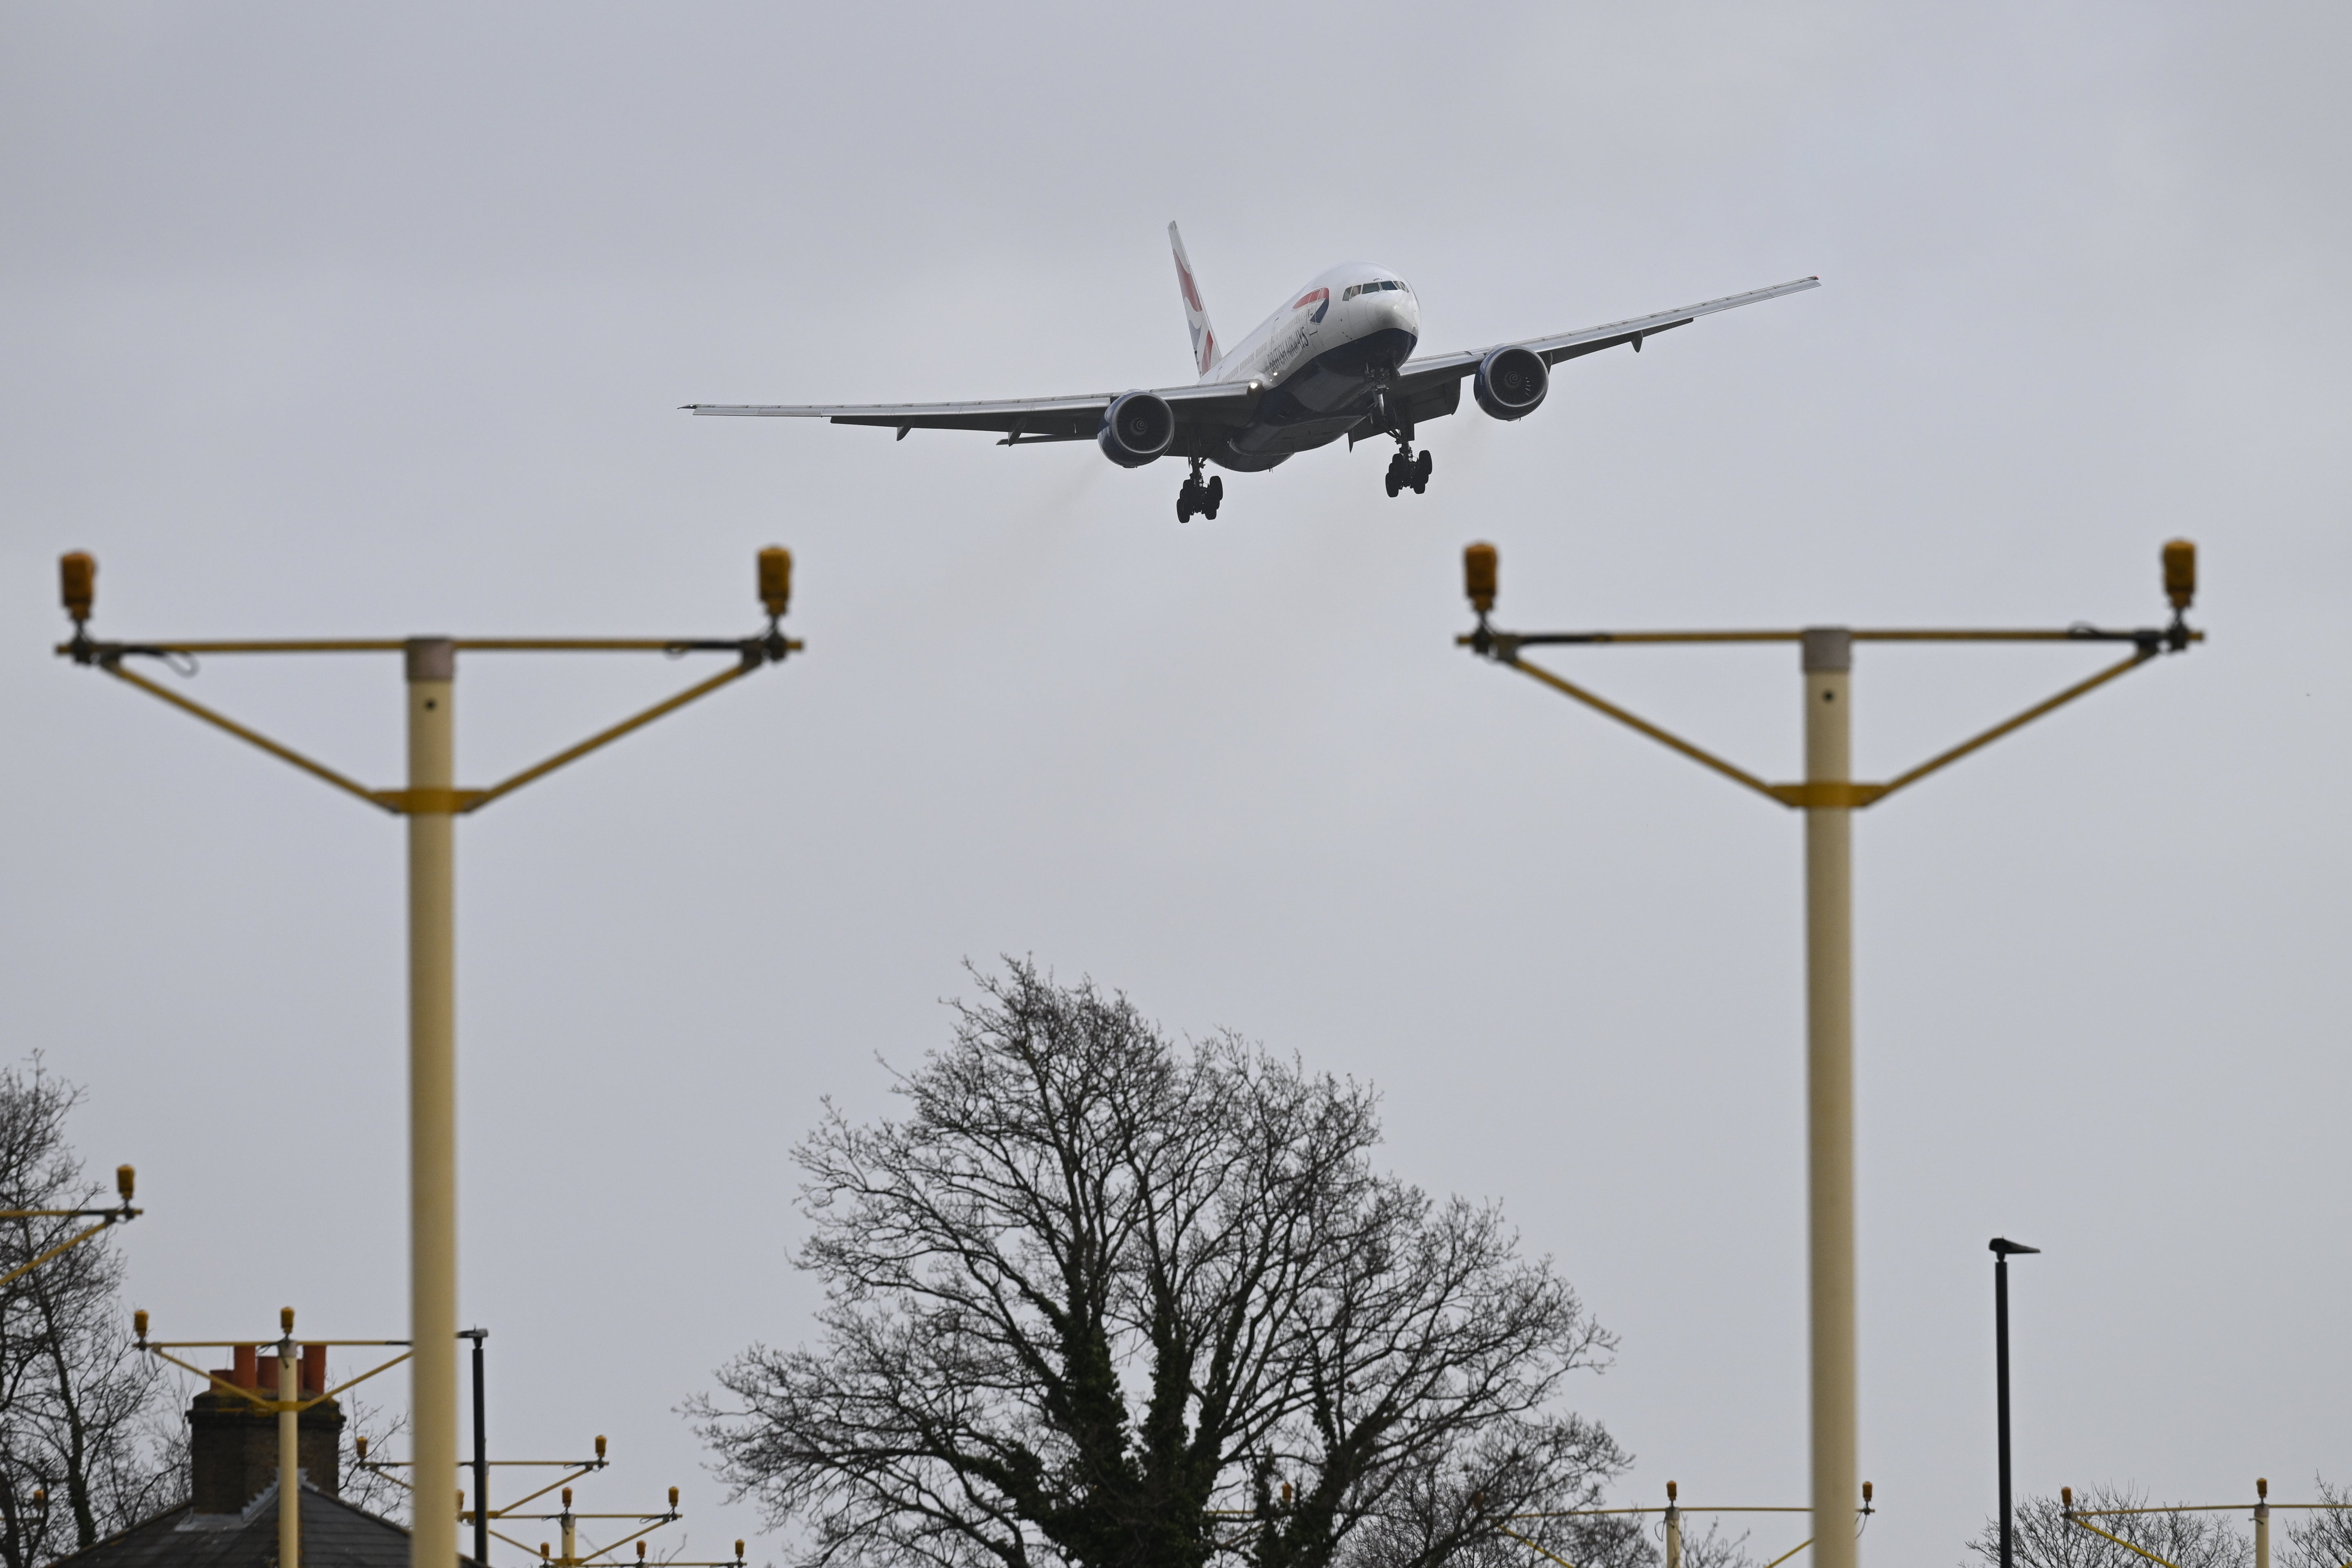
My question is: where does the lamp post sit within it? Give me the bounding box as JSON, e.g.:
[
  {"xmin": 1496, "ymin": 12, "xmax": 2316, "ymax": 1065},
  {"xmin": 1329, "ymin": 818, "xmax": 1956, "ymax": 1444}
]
[
  {"xmin": 463, "ymin": 1328, "xmax": 489, "ymax": 1568},
  {"xmin": 1455, "ymin": 541, "xmax": 2200, "ymax": 1568},
  {"xmin": 1989, "ymin": 1238, "xmax": 2039, "ymax": 1568},
  {"xmin": 57, "ymin": 550, "xmax": 800, "ymax": 1568}
]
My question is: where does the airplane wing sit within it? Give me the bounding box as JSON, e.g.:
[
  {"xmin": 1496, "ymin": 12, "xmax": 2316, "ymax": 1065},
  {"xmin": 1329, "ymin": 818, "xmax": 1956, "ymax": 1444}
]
[
  {"xmin": 1396, "ymin": 276, "xmax": 1820, "ymax": 393},
  {"xmin": 682, "ymin": 380, "xmax": 1261, "ymax": 444}
]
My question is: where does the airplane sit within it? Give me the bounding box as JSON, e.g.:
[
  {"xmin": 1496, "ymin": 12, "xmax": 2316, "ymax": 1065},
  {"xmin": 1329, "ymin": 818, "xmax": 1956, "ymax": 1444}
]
[{"xmin": 684, "ymin": 224, "xmax": 1818, "ymax": 523}]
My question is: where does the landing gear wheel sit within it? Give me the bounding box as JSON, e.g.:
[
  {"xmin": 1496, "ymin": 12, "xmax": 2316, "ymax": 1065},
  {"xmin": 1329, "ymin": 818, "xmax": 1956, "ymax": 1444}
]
[
  {"xmin": 1178, "ymin": 456, "xmax": 1220, "ymax": 524},
  {"xmin": 1178, "ymin": 472, "xmax": 1222, "ymax": 523},
  {"xmin": 1384, "ymin": 446, "xmax": 1415, "ymax": 498},
  {"xmin": 1412, "ymin": 449, "xmax": 1432, "ymax": 494}
]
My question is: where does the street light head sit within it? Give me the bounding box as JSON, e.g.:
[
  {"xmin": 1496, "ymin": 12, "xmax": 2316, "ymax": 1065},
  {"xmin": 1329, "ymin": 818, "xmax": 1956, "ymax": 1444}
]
[
  {"xmin": 1665, "ymin": 1481, "xmax": 1677, "ymax": 1503},
  {"xmin": 117, "ymin": 1164, "xmax": 135, "ymax": 1202},
  {"xmin": 1989, "ymin": 1236, "xmax": 2040, "ymax": 1256},
  {"xmin": 595, "ymin": 1434, "xmax": 608, "ymax": 1462},
  {"xmin": 281, "ymin": 1306, "xmax": 296, "ymax": 1333},
  {"xmin": 669, "ymin": 1486, "xmax": 680, "ymax": 1510},
  {"xmin": 133, "ymin": 1309, "xmax": 148, "ymax": 1343},
  {"xmin": 1463, "ymin": 542, "xmax": 1497, "ymax": 615},
  {"xmin": 562, "ymin": 1489, "xmax": 572, "ymax": 1511},
  {"xmin": 2258, "ymin": 1478, "xmax": 2268, "ymax": 1501},
  {"xmin": 61, "ymin": 552, "xmax": 96, "ymax": 625},
  {"xmin": 758, "ymin": 547, "xmax": 792, "ymax": 620},
  {"xmin": 2162, "ymin": 539, "xmax": 2196, "ymax": 611}
]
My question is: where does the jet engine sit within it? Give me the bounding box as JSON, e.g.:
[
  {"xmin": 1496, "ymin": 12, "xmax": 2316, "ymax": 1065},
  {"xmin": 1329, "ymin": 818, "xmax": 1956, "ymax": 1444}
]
[
  {"xmin": 1098, "ymin": 391, "xmax": 1177, "ymax": 467},
  {"xmin": 1472, "ymin": 346, "xmax": 1548, "ymax": 421}
]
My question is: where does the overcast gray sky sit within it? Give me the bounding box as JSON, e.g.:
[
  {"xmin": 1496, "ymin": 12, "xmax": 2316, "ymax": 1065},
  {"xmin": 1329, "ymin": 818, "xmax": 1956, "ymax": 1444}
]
[{"xmin": 5, "ymin": 4, "xmax": 2348, "ymax": 1564}]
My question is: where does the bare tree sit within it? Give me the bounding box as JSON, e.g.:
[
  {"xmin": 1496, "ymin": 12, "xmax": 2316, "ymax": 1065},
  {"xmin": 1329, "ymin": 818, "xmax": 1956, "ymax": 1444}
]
[
  {"xmin": 696, "ymin": 962, "xmax": 1626, "ymax": 1568},
  {"xmin": 1674, "ymin": 1522, "xmax": 1760, "ymax": 1568},
  {"xmin": 338, "ymin": 1391, "xmax": 414, "ymax": 1522},
  {"xmin": 0, "ymin": 1060, "xmax": 170, "ymax": 1568},
  {"xmin": 1963, "ymin": 1487, "xmax": 2249, "ymax": 1568},
  {"xmin": 1336, "ymin": 1417, "xmax": 1647, "ymax": 1568},
  {"xmin": 2283, "ymin": 1478, "xmax": 2352, "ymax": 1568}
]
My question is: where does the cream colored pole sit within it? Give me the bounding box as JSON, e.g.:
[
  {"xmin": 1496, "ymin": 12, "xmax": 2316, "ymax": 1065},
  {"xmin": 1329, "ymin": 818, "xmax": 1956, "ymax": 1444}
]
[
  {"xmin": 560, "ymin": 1490, "xmax": 578, "ymax": 1567},
  {"xmin": 1663, "ymin": 1482, "xmax": 1682, "ymax": 1568},
  {"xmin": 408, "ymin": 638, "xmax": 459, "ymax": 1568},
  {"xmin": 278, "ymin": 1310, "xmax": 299, "ymax": 1568},
  {"xmin": 1802, "ymin": 628, "xmax": 1858, "ymax": 1568},
  {"xmin": 2254, "ymin": 1480, "xmax": 2270, "ymax": 1568}
]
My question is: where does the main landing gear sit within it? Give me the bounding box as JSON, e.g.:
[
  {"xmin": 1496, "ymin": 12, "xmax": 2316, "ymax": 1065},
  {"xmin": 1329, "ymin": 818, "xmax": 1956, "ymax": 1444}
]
[
  {"xmin": 1384, "ymin": 442, "xmax": 1432, "ymax": 498},
  {"xmin": 1177, "ymin": 457, "xmax": 1223, "ymax": 523},
  {"xmin": 1367, "ymin": 381, "xmax": 1432, "ymax": 500}
]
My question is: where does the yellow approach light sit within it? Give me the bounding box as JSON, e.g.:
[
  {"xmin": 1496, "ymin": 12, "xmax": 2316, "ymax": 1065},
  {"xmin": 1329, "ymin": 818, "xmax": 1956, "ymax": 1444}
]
[
  {"xmin": 61, "ymin": 552, "xmax": 96, "ymax": 624},
  {"xmin": 759, "ymin": 547, "xmax": 792, "ymax": 620},
  {"xmin": 2163, "ymin": 539, "xmax": 2196, "ymax": 610},
  {"xmin": 1463, "ymin": 543, "xmax": 1497, "ymax": 615}
]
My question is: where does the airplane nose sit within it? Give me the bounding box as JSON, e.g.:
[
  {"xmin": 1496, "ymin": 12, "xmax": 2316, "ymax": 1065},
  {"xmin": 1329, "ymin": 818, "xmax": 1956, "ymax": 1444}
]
[
  {"xmin": 1376, "ymin": 293, "xmax": 1419, "ymax": 342},
  {"xmin": 1372, "ymin": 292, "xmax": 1417, "ymax": 334}
]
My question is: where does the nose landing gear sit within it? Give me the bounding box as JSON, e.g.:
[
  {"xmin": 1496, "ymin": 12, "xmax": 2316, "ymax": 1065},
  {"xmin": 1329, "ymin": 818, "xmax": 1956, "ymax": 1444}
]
[
  {"xmin": 1177, "ymin": 456, "xmax": 1222, "ymax": 523},
  {"xmin": 1383, "ymin": 443, "xmax": 1432, "ymax": 498}
]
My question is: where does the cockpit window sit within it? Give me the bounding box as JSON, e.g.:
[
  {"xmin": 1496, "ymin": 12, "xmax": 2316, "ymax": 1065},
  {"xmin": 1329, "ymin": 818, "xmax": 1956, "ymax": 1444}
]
[{"xmin": 1342, "ymin": 279, "xmax": 1410, "ymax": 301}]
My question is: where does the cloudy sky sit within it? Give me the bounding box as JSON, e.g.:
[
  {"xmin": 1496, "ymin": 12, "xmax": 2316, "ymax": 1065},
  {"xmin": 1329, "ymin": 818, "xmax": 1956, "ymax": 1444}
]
[{"xmin": 4, "ymin": 4, "xmax": 2348, "ymax": 1564}]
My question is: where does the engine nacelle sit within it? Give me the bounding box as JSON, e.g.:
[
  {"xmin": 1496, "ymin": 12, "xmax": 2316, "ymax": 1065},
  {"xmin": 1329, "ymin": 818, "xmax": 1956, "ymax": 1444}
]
[
  {"xmin": 1473, "ymin": 346, "xmax": 1548, "ymax": 421},
  {"xmin": 1098, "ymin": 391, "xmax": 1177, "ymax": 467}
]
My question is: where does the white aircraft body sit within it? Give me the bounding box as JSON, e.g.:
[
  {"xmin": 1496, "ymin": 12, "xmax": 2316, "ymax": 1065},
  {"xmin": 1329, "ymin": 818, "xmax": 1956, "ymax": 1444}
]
[{"xmin": 686, "ymin": 225, "xmax": 1818, "ymax": 522}]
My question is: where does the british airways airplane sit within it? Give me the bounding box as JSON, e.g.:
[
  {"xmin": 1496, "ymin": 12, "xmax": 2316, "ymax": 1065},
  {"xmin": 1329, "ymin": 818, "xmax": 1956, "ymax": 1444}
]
[{"xmin": 685, "ymin": 225, "xmax": 1817, "ymax": 523}]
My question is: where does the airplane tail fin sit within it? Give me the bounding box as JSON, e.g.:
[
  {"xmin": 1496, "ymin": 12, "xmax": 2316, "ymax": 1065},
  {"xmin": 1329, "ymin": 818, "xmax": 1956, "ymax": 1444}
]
[{"xmin": 1168, "ymin": 222, "xmax": 1221, "ymax": 377}]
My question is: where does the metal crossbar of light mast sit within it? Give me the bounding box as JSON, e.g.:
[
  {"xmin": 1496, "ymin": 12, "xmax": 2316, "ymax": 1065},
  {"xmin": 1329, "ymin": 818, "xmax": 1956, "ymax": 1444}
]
[
  {"xmin": 2061, "ymin": 1481, "xmax": 2350, "ymax": 1568},
  {"xmin": 0, "ymin": 1164, "xmax": 142, "ymax": 1290}
]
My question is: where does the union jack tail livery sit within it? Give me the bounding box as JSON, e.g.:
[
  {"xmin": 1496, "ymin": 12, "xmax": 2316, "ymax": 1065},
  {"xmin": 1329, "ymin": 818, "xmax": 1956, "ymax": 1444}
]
[{"xmin": 1167, "ymin": 221, "xmax": 1220, "ymax": 378}]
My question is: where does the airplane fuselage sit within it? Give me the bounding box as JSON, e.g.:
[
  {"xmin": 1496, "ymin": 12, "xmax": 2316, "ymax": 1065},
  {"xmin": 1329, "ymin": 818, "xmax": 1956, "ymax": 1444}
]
[{"xmin": 1205, "ymin": 264, "xmax": 1424, "ymax": 472}]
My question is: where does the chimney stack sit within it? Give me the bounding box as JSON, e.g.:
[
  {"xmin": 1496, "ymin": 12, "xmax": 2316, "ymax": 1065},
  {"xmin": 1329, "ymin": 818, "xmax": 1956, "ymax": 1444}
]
[{"xmin": 189, "ymin": 1347, "xmax": 345, "ymax": 1514}]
